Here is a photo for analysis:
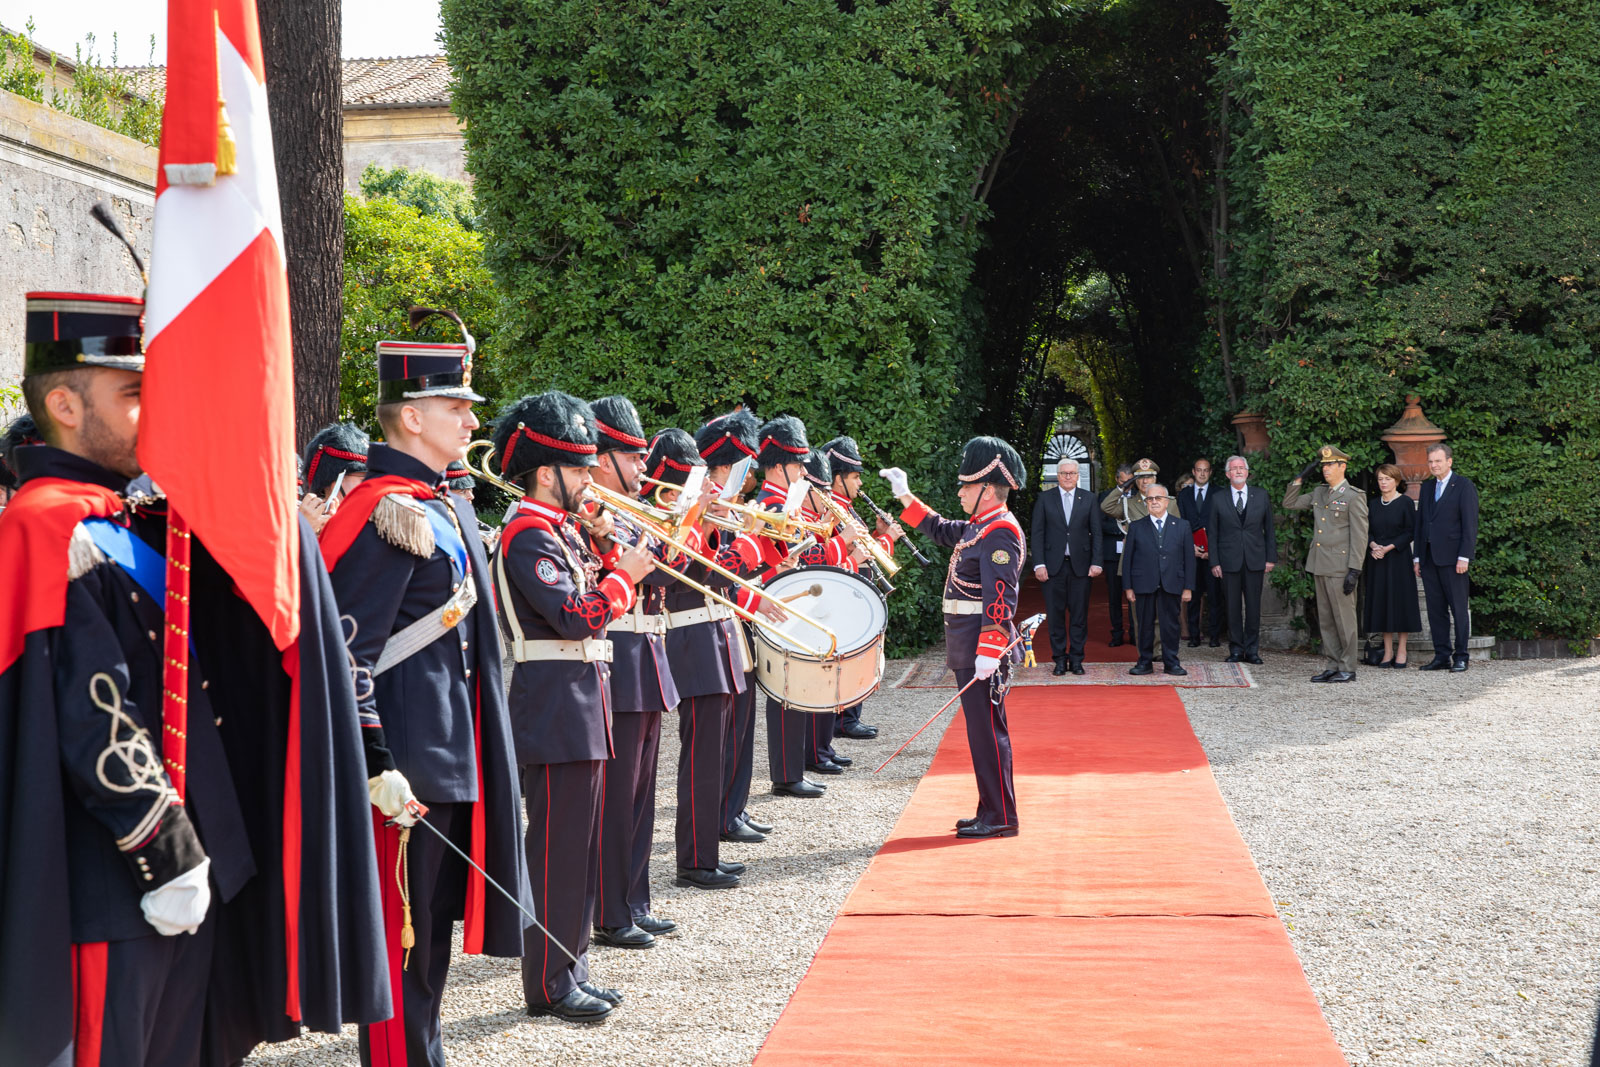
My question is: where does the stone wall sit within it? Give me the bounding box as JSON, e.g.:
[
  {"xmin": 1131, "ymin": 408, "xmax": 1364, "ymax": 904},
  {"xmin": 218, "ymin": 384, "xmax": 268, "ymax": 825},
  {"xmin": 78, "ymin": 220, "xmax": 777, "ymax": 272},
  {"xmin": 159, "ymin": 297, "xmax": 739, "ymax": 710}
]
[
  {"xmin": 0, "ymin": 89, "xmax": 154, "ymax": 397},
  {"xmin": 342, "ymin": 107, "xmax": 468, "ymax": 191}
]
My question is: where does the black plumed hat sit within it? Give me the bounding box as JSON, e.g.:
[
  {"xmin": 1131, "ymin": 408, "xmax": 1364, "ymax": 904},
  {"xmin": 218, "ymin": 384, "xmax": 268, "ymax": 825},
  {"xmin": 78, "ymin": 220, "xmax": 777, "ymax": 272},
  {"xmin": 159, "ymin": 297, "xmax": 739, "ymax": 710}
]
[
  {"xmin": 591, "ymin": 396, "xmax": 649, "ymax": 455},
  {"xmin": 801, "ymin": 448, "xmax": 831, "ymax": 489},
  {"xmin": 444, "ymin": 460, "xmax": 475, "ymax": 493},
  {"xmin": 696, "ymin": 407, "xmax": 760, "ymax": 466},
  {"xmin": 821, "ymin": 435, "xmax": 863, "ymax": 475},
  {"xmin": 0, "ymin": 414, "xmax": 41, "ymax": 490},
  {"xmin": 755, "ymin": 414, "xmax": 809, "ymax": 469},
  {"xmin": 300, "ymin": 421, "xmax": 370, "ymax": 497},
  {"xmin": 492, "ymin": 391, "xmax": 600, "ymax": 482},
  {"xmin": 958, "ymin": 436, "xmax": 1025, "ymax": 490},
  {"xmin": 645, "ymin": 428, "xmax": 705, "ymax": 488}
]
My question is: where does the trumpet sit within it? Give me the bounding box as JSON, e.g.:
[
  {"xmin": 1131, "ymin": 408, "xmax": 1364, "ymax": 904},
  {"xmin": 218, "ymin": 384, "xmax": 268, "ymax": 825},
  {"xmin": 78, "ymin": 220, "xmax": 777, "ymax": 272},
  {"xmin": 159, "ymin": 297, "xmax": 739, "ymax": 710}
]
[
  {"xmin": 464, "ymin": 442, "xmax": 836, "ymax": 657},
  {"xmin": 814, "ymin": 491, "xmax": 900, "ymax": 581},
  {"xmin": 636, "ymin": 473, "xmax": 834, "ymax": 543}
]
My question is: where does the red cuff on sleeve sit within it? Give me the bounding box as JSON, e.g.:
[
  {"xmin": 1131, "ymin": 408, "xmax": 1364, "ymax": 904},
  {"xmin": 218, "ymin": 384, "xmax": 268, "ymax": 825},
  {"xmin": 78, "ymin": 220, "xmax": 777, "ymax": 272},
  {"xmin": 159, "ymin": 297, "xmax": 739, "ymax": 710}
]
[
  {"xmin": 599, "ymin": 572, "xmax": 636, "ymax": 618},
  {"xmin": 826, "ymin": 536, "xmax": 848, "ymax": 567},
  {"xmin": 876, "ymin": 534, "xmax": 894, "ymax": 555},
  {"xmin": 598, "ymin": 543, "xmax": 623, "ymax": 570},
  {"xmin": 975, "ymin": 629, "xmax": 1009, "ymax": 657},
  {"xmin": 901, "ymin": 496, "xmax": 930, "ymax": 527},
  {"xmin": 735, "ymin": 587, "xmax": 758, "ymax": 612}
]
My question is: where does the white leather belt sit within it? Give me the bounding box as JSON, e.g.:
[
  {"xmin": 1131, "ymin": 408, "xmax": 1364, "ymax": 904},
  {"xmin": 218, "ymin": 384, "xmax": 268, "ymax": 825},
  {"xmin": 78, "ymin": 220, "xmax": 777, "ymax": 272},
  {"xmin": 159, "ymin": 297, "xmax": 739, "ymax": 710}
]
[
  {"xmin": 607, "ymin": 609, "xmax": 669, "ymax": 635},
  {"xmin": 667, "ymin": 601, "xmax": 735, "ymax": 628},
  {"xmin": 375, "ymin": 575, "xmax": 478, "ymax": 676},
  {"xmin": 942, "ymin": 598, "xmax": 983, "ymax": 616},
  {"xmin": 511, "ymin": 636, "xmax": 613, "ymax": 663}
]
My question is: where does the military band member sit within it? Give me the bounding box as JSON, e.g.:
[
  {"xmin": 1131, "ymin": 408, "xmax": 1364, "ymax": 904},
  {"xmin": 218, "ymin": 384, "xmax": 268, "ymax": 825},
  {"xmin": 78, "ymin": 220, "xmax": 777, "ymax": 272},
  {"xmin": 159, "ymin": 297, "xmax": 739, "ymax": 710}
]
[
  {"xmin": 1284, "ymin": 444, "xmax": 1368, "ymax": 683},
  {"xmin": 589, "ymin": 396, "xmax": 680, "ymax": 948},
  {"xmin": 823, "ymin": 434, "xmax": 899, "ymax": 741},
  {"xmin": 797, "ymin": 448, "xmax": 868, "ymax": 774},
  {"xmin": 884, "ymin": 437, "xmax": 1027, "ymax": 838},
  {"xmin": 488, "ymin": 391, "xmax": 652, "ymax": 1023},
  {"xmin": 322, "ymin": 329, "xmax": 531, "ymax": 1062},
  {"xmin": 299, "ymin": 421, "xmax": 370, "ymax": 536},
  {"xmin": 0, "ymin": 412, "xmax": 39, "ymax": 511}
]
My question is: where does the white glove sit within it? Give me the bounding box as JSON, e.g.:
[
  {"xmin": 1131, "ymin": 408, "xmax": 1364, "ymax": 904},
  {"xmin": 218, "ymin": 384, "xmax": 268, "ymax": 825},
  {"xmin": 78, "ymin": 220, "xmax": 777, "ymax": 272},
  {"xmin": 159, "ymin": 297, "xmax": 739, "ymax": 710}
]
[
  {"xmin": 974, "ymin": 654, "xmax": 1001, "ymax": 680},
  {"xmin": 141, "ymin": 857, "xmax": 212, "ymax": 936},
  {"xmin": 369, "ymin": 768, "xmax": 423, "ymax": 827},
  {"xmin": 879, "ymin": 467, "xmax": 911, "ymax": 498}
]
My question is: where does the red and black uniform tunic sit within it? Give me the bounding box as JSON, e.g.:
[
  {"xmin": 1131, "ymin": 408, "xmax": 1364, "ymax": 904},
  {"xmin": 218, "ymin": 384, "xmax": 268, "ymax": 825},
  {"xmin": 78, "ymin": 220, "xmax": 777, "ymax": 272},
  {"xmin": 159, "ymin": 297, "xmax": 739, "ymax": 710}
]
[
  {"xmin": 901, "ymin": 496, "xmax": 1025, "ymax": 830},
  {"xmin": 711, "ymin": 486, "xmax": 766, "ymax": 834},
  {"xmin": 828, "ymin": 490, "xmax": 894, "ymax": 739},
  {"xmin": 495, "ymin": 497, "xmax": 634, "ymax": 1005}
]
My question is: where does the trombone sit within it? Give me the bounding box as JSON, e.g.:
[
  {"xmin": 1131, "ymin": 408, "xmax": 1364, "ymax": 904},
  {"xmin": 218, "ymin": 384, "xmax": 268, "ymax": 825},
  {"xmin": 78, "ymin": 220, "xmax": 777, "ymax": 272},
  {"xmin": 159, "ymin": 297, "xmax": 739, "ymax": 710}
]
[
  {"xmin": 465, "ymin": 441, "xmax": 837, "ymax": 657},
  {"xmin": 637, "ymin": 473, "xmax": 834, "ymax": 542}
]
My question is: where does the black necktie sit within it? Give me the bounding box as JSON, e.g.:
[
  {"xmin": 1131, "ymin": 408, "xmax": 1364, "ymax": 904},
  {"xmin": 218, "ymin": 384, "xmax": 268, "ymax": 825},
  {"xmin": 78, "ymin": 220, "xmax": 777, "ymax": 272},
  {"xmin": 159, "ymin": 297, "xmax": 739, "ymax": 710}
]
[
  {"xmin": 1235, "ymin": 491, "xmax": 1245, "ymax": 516},
  {"xmin": 1154, "ymin": 518, "xmax": 1164, "ymax": 546}
]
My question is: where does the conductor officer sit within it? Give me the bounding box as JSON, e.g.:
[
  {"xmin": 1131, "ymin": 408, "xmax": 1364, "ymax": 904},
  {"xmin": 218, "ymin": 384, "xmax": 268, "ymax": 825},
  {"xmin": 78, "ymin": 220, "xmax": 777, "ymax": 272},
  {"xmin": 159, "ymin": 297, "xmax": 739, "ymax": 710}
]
[{"xmin": 1283, "ymin": 445, "xmax": 1368, "ymax": 682}]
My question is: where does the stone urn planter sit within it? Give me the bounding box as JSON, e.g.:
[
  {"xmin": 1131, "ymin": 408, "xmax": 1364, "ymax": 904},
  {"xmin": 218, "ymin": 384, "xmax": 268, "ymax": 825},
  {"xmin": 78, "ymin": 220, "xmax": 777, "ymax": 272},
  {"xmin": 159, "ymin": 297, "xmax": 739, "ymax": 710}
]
[
  {"xmin": 1380, "ymin": 395, "xmax": 1446, "ymax": 500},
  {"xmin": 1231, "ymin": 411, "xmax": 1270, "ymax": 454}
]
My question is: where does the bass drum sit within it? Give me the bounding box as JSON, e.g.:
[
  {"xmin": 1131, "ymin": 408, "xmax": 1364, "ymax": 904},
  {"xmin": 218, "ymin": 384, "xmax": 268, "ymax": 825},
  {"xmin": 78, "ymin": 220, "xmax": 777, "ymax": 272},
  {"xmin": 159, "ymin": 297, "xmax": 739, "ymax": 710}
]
[{"xmin": 754, "ymin": 566, "xmax": 887, "ymax": 713}]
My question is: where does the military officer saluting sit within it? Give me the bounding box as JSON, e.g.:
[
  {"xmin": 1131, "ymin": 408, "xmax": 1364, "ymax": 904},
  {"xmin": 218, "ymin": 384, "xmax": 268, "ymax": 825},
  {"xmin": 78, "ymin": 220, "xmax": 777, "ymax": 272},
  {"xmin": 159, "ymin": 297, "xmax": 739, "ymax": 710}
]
[
  {"xmin": 1283, "ymin": 444, "xmax": 1369, "ymax": 683},
  {"xmin": 884, "ymin": 437, "xmax": 1028, "ymax": 839}
]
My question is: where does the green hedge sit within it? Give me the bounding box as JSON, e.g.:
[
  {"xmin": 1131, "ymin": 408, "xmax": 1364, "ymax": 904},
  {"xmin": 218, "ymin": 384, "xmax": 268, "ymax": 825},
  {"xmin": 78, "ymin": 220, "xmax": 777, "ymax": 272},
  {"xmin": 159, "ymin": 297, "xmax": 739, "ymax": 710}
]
[{"xmin": 1220, "ymin": 0, "xmax": 1600, "ymax": 639}]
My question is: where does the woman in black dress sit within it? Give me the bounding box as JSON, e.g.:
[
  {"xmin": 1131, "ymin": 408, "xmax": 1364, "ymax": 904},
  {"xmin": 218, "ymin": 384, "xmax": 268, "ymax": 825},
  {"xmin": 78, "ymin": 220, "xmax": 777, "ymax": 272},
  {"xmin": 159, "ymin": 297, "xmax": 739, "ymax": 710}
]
[{"xmin": 1364, "ymin": 463, "xmax": 1422, "ymax": 666}]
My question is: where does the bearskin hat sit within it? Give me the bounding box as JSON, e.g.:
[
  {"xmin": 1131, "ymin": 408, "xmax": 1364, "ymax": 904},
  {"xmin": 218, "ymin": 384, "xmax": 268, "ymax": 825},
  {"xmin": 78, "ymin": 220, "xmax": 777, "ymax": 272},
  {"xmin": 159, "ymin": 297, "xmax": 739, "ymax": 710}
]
[
  {"xmin": 0, "ymin": 413, "xmax": 40, "ymax": 491},
  {"xmin": 801, "ymin": 448, "xmax": 832, "ymax": 489},
  {"xmin": 300, "ymin": 421, "xmax": 370, "ymax": 498},
  {"xmin": 591, "ymin": 396, "xmax": 649, "ymax": 455},
  {"xmin": 958, "ymin": 435, "xmax": 1025, "ymax": 490},
  {"xmin": 696, "ymin": 406, "xmax": 760, "ymax": 467},
  {"xmin": 445, "ymin": 460, "xmax": 476, "ymax": 494},
  {"xmin": 492, "ymin": 391, "xmax": 599, "ymax": 483},
  {"xmin": 755, "ymin": 414, "xmax": 809, "ymax": 469},
  {"xmin": 645, "ymin": 428, "xmax": 705, "ymax": 488},
  {"xmin": 822, "ymin": 435, "xmax": 863, "ymax": 475}
]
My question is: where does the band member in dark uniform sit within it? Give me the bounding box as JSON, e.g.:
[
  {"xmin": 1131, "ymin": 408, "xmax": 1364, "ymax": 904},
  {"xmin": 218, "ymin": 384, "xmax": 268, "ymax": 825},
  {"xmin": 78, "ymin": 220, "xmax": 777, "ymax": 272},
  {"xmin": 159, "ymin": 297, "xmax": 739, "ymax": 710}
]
[
  {"xmin": 488, "ymin": 391, "xmax": 652, "ymax": 1022},
  {"xmin": 884, "ymin": 437, "xmax": 1027, "ymax": 838},
  {"xmin": 322, "ymin": 326, "xmax": 532, "ymax": 1061},
  {"xmin": 824, "ymin": 434, "xmax": 900, "ymax": 740},
  {"xmin": 655, "ymin": 428, "xmax": 749, "ymax": 889},
  {"xmin": 797, "ymin": 448, "xmax": 869, "ymax": 775},
  {"xmin": 589, "ymin": 396, "xmax": 680, "ymax": 949},
  {"xmin": 299, "ymin": 421, "xmax": 370, "ymax": 536},
  {"xmin": 696, "ymin": 408, "xmax": 774, "ymax": 845},
  {"xmin": 0, "ymin": 413, "xmax": 39, "ymax": 511}
]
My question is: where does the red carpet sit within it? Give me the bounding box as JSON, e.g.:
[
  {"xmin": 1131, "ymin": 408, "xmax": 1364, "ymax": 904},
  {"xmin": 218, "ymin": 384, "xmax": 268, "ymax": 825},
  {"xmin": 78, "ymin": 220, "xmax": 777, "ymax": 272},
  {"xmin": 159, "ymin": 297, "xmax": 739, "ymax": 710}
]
[
  {"xmin": 1021, "ymin": 571, "xmax": 1140, "ymax": 663},
  {"xmin": 755, "ymin": 687, "xmax": 1344, "ymax": 1065}
]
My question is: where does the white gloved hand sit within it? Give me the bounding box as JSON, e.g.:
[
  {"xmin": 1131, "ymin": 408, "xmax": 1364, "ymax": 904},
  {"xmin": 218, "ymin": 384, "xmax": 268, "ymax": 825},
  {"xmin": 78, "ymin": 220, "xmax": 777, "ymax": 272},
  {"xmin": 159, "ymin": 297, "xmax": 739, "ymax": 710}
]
[
  {"xmin": 879, "ymin": 467, "xmax": 911, "ymax": 498},
  {"xmin": 141, "ymin": 857, "xmax": 212, "ymax": 936},
  {"xmin": 974, "ymin": 654, "xmax": 1001, "ymax": 681},
  {"xmin": 369, "ymin": 768, "xmax": 423, "ymax": 827}
]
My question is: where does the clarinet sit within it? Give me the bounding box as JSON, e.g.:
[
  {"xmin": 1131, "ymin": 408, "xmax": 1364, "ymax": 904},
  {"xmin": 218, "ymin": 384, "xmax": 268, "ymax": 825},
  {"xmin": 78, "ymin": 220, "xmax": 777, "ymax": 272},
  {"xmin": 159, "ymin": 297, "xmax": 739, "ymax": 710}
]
[{"xmin": 854, "ymin": 489, "xmax": 933, "ymax": 566}]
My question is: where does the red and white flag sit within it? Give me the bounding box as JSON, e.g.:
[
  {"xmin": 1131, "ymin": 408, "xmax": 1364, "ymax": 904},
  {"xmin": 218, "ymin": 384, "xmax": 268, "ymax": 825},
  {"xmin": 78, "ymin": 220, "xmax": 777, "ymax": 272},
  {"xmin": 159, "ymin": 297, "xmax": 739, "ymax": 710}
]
[{"xmin": 142, "ymin": 0, "xmax": 299, "ymax": 651}]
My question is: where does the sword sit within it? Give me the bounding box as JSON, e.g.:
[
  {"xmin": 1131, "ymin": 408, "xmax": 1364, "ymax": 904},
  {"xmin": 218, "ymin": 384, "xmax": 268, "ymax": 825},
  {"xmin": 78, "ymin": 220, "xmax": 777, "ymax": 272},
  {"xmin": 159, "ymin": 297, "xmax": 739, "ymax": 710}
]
[
  {"xmin": 875, "ymin": 614, "xmax": 1045, "ymax": 775},
  {"xmin": 396, "ymin": 812, "xmax": 580, "ymax": 966}
]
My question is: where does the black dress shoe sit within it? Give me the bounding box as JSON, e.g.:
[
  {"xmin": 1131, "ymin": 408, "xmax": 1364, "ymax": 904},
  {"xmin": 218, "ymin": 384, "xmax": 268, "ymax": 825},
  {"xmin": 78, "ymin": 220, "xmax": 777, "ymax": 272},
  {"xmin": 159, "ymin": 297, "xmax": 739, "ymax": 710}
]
[
  {"xmin": 1310, "ymin": 670, "xmax": 1335, "ymax": 682},
  {"xmin": 806, "ymin": 759, "xmax": 844, "ymax": 776},
  {"xmin": 675, "ymin": 866, "xmax": 739, "ymax": 889},
  {"xmin": 740, "ymin": 812, "xmax": 774, "ymax": 834},
  {"xmin": 955, "ymin": 820, "xmax": 1019, "ymax": 839},
  {"xmin": 1186, "ymin": 637, "xmax": 1201, "ymax": 648},
  {"xmin": 1451, "ymin": 658, "xmax": 1469, "ymax": 672},
  {"xmin": 1225, "ymin": 653, "xmax": 1241, "ymax": 663},
  {"xmin": 773, "ymin": 780, "xmax": 825, "ymax": 799},
  {"xmin": 1127, "ymin": 662, "xmax": 1154, "ymax": 676},
  {"xmin": 592, "ymin": 924, "xmax": 654, "ymax": 949},
  {"xmin": 579, "ymin": 981, "xmax": 623, "ymax": 1006},
  {"xmin": 1108, "ymin": 636, "xmax": 1125, "ymax": 647},
  {"xmin": 1209, "ymin": 637, "xmax": 1221, "ymax": 647},
  {"xmin": 954, "ymin": 815, "xmax": 980, "ymax": 830},
  {"xmin": 721, "ymin": 822, "xmax": 765, "ymax": 844},
  {"xmin": 1389, "ymin": 660, "xmax": 1407, "ymax": 669},
  {"xmin": 717, "ymin": 859, "xmax": 746, "ymax": 876},
  {"xmin": 1326, "ymin": 670, "xmax": 1356, "ymax": 682},
  {"xmin": 830, "ymin": 753, "xmax": 854, "ymax": 767},
  {"xmin": 1418, "ymin": 657, "xmax": 1452, "ymax": 671},
  {"xmin": 635, "ymin": 913, "xmax": 677, "ymax": 936},
  {"xmin": 838, "ymin": 721, "xmax": 878, "ymax": 740},
  {"xmin": 1070, "ymin": 663, "xmax": 1085, "ymax": 675},
  {"xmin": 1245, "ymin": 654, "xmax": 1264, "ymax": 665},
  {"xmin": 1052, "ymin": 663, "xmax": 1068, "ymax": 676},
  {"xmin": 527, "ymin": 987, "xmax": 611, "ymax": 1023},
  {"xmin": 1164, "ymin": 664, "xmax": 1188, "ymax": 676}
]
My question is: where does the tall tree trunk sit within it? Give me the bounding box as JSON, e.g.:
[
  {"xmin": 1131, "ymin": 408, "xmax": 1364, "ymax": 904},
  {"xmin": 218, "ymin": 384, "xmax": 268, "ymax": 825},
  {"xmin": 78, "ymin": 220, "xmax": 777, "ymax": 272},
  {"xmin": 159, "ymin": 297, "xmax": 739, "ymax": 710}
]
[
  {"xmin": 1212, "ymin": 82, "xmax": 1239, "ymax": 413},
  {"xmin": 259, "ymin": 0, "xmax": 343, "ymax": 446}
]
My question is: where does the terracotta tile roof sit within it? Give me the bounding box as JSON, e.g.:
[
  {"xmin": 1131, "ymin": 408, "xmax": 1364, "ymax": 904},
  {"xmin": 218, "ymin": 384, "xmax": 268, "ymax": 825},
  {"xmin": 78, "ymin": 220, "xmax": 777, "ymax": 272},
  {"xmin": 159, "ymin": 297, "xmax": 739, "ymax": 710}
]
[{"xmin": 108, "ymin": 55, "xmax": 452, "ymax": 110}]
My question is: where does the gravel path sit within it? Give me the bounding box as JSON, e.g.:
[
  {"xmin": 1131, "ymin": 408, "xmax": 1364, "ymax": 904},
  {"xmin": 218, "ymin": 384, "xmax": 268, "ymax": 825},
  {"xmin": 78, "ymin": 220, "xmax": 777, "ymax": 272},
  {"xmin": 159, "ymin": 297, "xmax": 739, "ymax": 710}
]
[
  {"xmin": 246, "ymin": 680, "xmax": 944, "ymax": 1066},
  {"xmin": 1181, "ymin": 647, "xmax": 1600, "ymax": 1065}
]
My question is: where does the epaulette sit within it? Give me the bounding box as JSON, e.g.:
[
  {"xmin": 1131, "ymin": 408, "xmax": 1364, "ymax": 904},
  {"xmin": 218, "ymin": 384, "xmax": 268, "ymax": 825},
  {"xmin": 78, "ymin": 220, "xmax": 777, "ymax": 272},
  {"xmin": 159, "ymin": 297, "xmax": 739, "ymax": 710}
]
[
  {"xmin": 372, "ymin": 494, "xmax": 436, "ymax": 559},
  {"xmin": 498, "ymin": 513, "xmax": 555, "ymax": 554},
  {"xmin": 66, "ymin": 522, "xmax": 107, "ymax": 581}
]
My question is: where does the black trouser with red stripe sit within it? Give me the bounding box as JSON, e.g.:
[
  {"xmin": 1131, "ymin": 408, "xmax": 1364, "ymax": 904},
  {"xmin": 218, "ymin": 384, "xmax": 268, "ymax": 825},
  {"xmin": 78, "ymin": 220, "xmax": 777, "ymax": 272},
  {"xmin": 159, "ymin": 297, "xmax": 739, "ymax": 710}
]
[
  {"xmin": 520, "ymin": 761, "xmax": 602, "ymax": 1006},
  {"xmin": 836, "ymin": 701, "xmax": 866, "ymax": 731},
  {"xmin": 70, "ymin": 919, "xmax": 214, "ymax": 1067},
  {"xmin": 677, "ymin": 694, "xmax": 729, "ymax": 870},
  {"xmin": 596, "ymin": 711, "xmax": 661, "ymax": 929},
  {"xmin": 765, "ymin": 697, "xmax": 809, "ymax": 786},
  {"xmin": 952, "ymin": 667, "xmax": 1017, "ymax": 829},
  {"xmin": 362, "ymin": 801, "xmax": 472, "ymax": 1067},
  {"xmin": 805, "ymin": 705, "xmax": 838, "ymax": 765},
  {"xmin": 721, "ymin": 672, "xmax": 758, "ymax": 833}
]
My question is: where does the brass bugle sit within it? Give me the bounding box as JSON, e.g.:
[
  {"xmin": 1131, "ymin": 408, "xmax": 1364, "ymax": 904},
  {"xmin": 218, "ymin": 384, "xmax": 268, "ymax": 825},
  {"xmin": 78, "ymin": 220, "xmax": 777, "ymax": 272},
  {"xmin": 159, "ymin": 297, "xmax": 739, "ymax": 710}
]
[
  {"xmin": 815, "ymin": 490, "xmax": 900, "ymax": 580},
  {"xmin": 637, "ymin": 473, "xmax": 833, "ymax": 541},
  {"xmin": 467, "ymin": 440, "xmax": 524, "ymax": 497},
  {"xmin": 584, "ymin": 482, "xmax": 838, "ymax": 657}
]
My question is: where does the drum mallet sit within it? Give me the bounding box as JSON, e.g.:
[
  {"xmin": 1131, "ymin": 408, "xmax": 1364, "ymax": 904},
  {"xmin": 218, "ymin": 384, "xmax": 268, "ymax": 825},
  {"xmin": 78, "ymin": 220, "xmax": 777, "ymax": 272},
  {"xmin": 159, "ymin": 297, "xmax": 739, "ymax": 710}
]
[{"xmin": 780, "ymin": 583, "xmax": 824, "ymax": 603}]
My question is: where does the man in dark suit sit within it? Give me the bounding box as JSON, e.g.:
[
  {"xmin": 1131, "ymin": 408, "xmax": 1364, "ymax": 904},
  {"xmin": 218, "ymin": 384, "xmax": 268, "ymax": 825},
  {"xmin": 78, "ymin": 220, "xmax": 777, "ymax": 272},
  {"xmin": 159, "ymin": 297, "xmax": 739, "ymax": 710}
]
[
  {"xmin": 1098, "ymin": 463, "xmax": 1133, "ymax": 645},
  {"xmin": 1176, "ymin": 458, "xmax": 1223, "ymax": 647},
  {"xmin": 1205, "ymin": 454, "xmax": 1277, "ymax": 664},
  {"xmin": 1121, "ymin": 484, "xmax": 1194, "ymax": 676},
  {"xmin": 1413, "ymin": 443, "xmax": 1478, "ymax": 672},
  {"xmin": 1031, "ymin": 460, "xmax": 1105, "ymax": 675}
]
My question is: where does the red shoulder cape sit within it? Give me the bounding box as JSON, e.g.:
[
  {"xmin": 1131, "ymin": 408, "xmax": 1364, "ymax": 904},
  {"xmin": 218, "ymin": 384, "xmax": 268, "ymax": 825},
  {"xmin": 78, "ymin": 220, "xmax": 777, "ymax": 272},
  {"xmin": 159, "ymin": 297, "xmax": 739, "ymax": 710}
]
[{"xmin": 318, "ymin": 475, "xmax": 434, "ymax": 571}]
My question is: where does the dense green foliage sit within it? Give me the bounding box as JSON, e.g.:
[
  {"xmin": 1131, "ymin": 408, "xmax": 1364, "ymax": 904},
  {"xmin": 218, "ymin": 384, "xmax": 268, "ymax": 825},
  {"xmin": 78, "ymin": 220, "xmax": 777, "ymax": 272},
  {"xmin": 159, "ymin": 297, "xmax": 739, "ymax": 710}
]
[
  {"xmin": 359, "ymin": 164, "xmax": 479, "ymax": 230},
  {"xmin": 1220, "ymin": 0, "xmax": 1600, "ymax": 639},
  {"xmin": 441, "ymin": 0, "xmax": 1060, "ymax": 651},
  {"xmin": 0, "ymin": 23, "xmax": 164, "ymax": 145}
]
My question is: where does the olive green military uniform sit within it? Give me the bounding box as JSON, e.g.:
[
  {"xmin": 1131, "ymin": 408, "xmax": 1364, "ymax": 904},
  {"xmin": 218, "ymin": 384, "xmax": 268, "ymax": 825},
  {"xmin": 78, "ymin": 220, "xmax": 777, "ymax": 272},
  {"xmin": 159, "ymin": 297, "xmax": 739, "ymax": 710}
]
[{"xmin": 1282, "ymin": 476, "xmax": 1368, "ymax": 672}]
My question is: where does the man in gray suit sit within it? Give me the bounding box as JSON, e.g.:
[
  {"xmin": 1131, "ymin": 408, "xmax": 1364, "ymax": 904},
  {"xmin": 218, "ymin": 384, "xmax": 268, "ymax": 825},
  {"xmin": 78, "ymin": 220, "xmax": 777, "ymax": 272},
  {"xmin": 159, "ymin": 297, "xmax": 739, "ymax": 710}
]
[
  {"xmin": 1205, "ymin": 455, "xmax": 1277, "ymax": 664},
  {"xmin": 1031, "ymin": 460, "xmax": 1104, "ymax": 675}
]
